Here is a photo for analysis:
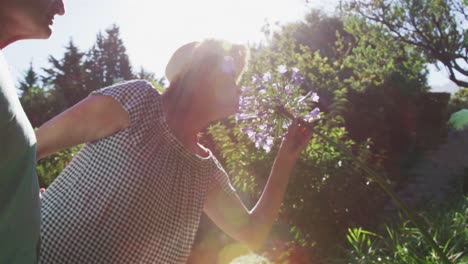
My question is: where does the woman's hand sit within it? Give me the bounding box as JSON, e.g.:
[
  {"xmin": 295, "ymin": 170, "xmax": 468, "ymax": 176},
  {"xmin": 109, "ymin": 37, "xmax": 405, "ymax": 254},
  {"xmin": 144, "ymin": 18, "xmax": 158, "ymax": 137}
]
[{"xmin": 279, "ymin": 119, "xmax": 313, "ymax": 159}]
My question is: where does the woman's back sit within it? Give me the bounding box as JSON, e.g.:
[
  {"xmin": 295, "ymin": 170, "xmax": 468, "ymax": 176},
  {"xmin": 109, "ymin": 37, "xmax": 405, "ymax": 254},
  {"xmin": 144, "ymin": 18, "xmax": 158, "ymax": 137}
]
[{"xmin": 39, "ymin": 80, "xmax": 234, "ymax": 264}]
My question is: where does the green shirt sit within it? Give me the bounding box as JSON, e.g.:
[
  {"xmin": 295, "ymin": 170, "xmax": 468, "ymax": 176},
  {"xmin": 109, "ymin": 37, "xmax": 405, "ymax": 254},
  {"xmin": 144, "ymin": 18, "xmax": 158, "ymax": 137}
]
[{"xmin": 0, "ymin": 51, "xmax": 40, "ymax": 263}]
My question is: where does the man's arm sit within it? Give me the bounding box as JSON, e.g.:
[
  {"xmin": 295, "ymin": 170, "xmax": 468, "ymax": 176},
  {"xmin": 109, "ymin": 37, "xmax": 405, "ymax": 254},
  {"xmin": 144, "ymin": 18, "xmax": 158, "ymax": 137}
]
[
  {"xmin": 204, "ymin": 119, "xmax": 312, "ymax": 251},
  {"xmin": 36, "ymin": 94, "xmax": 129, "ymax": 160}
]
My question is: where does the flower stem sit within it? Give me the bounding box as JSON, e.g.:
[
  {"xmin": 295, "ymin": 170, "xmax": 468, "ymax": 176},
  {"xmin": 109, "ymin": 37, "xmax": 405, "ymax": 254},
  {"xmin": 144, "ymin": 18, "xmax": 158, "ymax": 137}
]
[{"xmin": 277, "ymin": 106, "xmax": 452, "ymax": 264}]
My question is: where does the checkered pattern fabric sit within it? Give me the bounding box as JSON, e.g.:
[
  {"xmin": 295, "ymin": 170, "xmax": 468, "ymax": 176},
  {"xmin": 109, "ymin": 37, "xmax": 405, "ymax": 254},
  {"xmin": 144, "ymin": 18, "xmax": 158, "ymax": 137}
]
[{"xmin": 39, "ymin": 80, "xmax": 236, "ymax": 264}]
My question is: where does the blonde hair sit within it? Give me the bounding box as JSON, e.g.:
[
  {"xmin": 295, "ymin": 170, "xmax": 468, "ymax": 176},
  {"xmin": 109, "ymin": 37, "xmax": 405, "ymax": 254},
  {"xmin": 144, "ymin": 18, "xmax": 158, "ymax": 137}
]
[
  {"xmin": 165, "ymin": 39, "xmax": 249, "ymax": 85},
  {"xmin": 163, "ymin": 39, "xmax": 249, "ymax": 115}
]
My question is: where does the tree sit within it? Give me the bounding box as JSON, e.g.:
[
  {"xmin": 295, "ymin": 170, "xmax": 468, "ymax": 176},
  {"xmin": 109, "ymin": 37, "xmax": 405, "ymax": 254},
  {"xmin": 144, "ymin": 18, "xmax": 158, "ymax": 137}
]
[
  {"xmin": 194, "ymin": 11, "xmax": 391, "ymax": 262},
  {"xmin": 193, "ymin": 9, "xmax": 444, "ymax": 262},
  {"xmin": 135, "ymin": 66, "xmax": 166, "ymax": 88},
  {"xmin": 19, "ymin": 63, "xmax": 52, "ymax": 127},
  {"xmin": 43, "ymin": 40, "xmax": 88, "ymax": 112},
  {"xmin": 448, "ymin": 88, "xmax": 468, "ymax": 113},
  {"xmin": 84, "ymin": 32, "xmax": 106, "ymax": 90},
  {"xmin": 19, "ymin": 62, "xmax": 39, "ymax": 94},
  {"xmin": 346, "ymin": 0, "xmax": 468, "ymax": 88},
  {"xmin": 85, "ymin": 24, "xmax": 134, "ymax": 89}
]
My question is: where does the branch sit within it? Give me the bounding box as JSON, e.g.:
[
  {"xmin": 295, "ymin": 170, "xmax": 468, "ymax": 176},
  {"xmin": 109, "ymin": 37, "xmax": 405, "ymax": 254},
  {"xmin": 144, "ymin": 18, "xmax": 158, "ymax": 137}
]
[
  {"xmin": 447, "ymin": 65, "xmax": 468, "ymax": 88},
  {"xmin": 452, "ymin": 61, "xmax": 468, "ymax": 76}
]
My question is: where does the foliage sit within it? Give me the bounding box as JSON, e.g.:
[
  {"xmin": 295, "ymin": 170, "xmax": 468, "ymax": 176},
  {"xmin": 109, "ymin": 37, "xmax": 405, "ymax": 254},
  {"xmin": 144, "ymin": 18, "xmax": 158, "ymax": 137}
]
[
  {"xmin": 19, "ymin": 63, "xmax": 55, "ymax": 127},
  {"xmin": 207, "ymin": 11, "xmax": 393, "ymax": 261},
  {"xmin": 236, "ymin": 66, "xmax": 320, "ymax": 153},
  {"xmin": 136, "ymin": 67, "xmax": 166, "ymax": 88},
  {"xmin": 345, "ymin": 0, "xmax": 468, "ymax": 88},
  {"xmin": 448, "ymin": 88, "xmax": 468, "ymax": 114},
  {"xmin": 204, "ymin": 8, "xmax": 452, "ymax": 262},
  {"xmin": 37, "ymin": 146, "xmax": 81, "ymax": 188},
  {"xmin": 337, "ymin": 195, "xmax": 468, "ymax": 264},
  {"xmin": 17, "ymin": 24, "xmax": 162, "ymax": 187},
  {"xmin": 343, "ymin": 16, "xmax": 429, "ymax": 93},
  {"xmin": 19, "ymin": 62, "xmax": 39, "ymax": 93},
  {"xmin": 43, "ymin": 40, "xmax": 89, "ymax": 112},
  {"xmin": 85, "ymin": 24, "xmax": 135, "ymax": 89}
]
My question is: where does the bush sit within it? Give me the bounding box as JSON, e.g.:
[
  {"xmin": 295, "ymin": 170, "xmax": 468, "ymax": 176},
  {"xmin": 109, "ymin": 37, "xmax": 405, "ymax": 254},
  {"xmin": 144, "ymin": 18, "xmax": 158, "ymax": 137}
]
[{"xmin": 337, "ymin": 195, "xmax": 468, "ymax": 264}]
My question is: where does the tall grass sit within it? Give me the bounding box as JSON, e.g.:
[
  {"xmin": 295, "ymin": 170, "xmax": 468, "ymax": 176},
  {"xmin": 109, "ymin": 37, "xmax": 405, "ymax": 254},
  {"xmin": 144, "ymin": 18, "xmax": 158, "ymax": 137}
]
[{"xmin": 335, "ymin": 195, "xmax": 467, "ymax": 264}]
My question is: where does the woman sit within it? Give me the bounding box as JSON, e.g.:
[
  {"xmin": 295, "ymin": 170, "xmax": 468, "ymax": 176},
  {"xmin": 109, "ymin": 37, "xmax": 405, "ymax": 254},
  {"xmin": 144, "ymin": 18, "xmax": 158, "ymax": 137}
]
[{"xmin": 37, "ymin": 39, "xmax": 312, "ymax": 263}]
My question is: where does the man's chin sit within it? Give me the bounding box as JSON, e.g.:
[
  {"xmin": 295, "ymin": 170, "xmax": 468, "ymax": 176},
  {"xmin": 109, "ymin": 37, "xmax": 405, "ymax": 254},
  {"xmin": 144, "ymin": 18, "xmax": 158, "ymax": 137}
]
[
  {"xmin": 42, "ymin": 26, "xmax": 53, "ymax": 38},
  {"xmin": 37, "ymin": 22, "xmax": 54, "ymax": 38},
  {"xmin": 29, "ymin": 27, "xmax": 52, "ymax": 40}
]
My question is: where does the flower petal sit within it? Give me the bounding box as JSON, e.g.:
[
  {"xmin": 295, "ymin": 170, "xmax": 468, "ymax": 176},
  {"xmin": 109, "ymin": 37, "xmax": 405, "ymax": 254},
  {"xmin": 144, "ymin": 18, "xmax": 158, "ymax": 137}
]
[
  {"xmin": 262, "ymin": 72, "xmax": 271, "ymax": 82},
  {"xmin": 277, "ymin": 65, "xmax": 287, "ymax": 74}
]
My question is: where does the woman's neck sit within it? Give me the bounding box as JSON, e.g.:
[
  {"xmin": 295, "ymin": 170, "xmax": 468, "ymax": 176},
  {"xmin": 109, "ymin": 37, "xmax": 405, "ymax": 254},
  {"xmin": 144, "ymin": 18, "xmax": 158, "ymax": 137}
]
[{"xmin": 161, "ymin": 93, "xmax": 208, "ymax": 151}]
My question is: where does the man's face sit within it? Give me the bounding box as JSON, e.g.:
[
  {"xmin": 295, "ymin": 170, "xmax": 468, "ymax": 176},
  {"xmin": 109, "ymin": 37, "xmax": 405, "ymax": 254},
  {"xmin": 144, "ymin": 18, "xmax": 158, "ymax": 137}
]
[{"xmin": 8, "ymin": 0, "xmax": 65, "ymax": 39}]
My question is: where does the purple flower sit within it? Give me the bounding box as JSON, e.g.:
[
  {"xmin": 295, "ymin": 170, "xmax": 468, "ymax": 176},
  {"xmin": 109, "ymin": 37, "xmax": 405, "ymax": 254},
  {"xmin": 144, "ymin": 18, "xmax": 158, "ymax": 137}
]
[
  {"xmin": 289, "ymin": 67, "xmax": 305, "ymax": 86},
  {"xmin": 284, "ymin": 84, "xmax": 292, "ymax": 95},
  {"xmin": 303, "ymin": 107, "xmax": 321, "ymax": 122},
  {"xmin": 310, "ymin": 92, "xmax": 320, "ymax": 103},
  {"xmin": 254, "ymin": 134, "xmax": 265, "ymax": 149},
  {"xmin": 247, "ymin": 130, "xmax": 256, "ymax": 141},
  {"xmin": 238, "ymin": 96, "xmax": 253, "ymax": 109},
  {"xmin": 274, "ymin": 83, "xmax": 282, "ymax": 91},
  {"xmin": 237, "ymin": 66, "xmax": 321, "ymax": 153},
  {"xmin": 241, "ymin": 86, "xmax": 252, "ymax": 93},
  {"xmin": 277, "ymin": 65, "xmax": 287, "ymax": 74},
  {"xmin": 262, "ymin": 72, "xmax": 271, "ymax": 82},
  {"xmin": 256, "ymin": 83, "xmax": 266, "ymax": 91},
  {"xmin": 311, "ymin": 107, "xmax": 320, "ymax": 117},
  {"xmin": 293, "ymin": 73, "xmax": 304, "ymax": 86},
  {"xmin": 252, "ymin": 74, "xmax": 263, "ymax": 84},
  {"xmin": 263, "ymin": 136, "xmax": 274, "ymax": 152}
]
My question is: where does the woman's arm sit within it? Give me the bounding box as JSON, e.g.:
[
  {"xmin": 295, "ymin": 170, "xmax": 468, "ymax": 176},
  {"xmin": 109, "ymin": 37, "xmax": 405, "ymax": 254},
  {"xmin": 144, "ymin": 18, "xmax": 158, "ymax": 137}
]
[
  {"xmin": 204, "ymin": 119, "xmax": 312, "ymax": 251},
  {"xmin": 36, "ymin": 94, "xmax": 129, "ymax": 160}
]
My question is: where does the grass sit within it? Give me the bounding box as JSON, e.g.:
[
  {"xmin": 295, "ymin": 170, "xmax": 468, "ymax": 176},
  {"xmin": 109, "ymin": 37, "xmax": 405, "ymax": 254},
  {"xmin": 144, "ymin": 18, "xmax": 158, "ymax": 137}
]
[{"xmin": 334, "ymin": 195, "xmax": 468, "ymax": 264}]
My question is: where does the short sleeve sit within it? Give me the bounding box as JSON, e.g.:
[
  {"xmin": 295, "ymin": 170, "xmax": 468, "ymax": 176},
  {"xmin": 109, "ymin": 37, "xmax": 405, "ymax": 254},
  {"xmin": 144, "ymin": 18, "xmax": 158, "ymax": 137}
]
[
  {"xmin": 90, "ymin": 79, "xmax": 158, "ymax": 145},
  {"xmin": 209, "ymin": 157, "xmax": 237, "ymax": 196}
]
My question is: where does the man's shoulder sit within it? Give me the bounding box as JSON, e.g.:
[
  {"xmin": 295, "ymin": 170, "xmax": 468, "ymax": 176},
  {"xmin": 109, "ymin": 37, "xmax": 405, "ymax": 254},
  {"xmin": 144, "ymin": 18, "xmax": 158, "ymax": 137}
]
[
  {"xmin": 0, "ymin": 51, "xmax": 36, "ymax": 160},
  {"xmin": 0, "ymin": 51, "xmax": 21, "ymax": 123}
]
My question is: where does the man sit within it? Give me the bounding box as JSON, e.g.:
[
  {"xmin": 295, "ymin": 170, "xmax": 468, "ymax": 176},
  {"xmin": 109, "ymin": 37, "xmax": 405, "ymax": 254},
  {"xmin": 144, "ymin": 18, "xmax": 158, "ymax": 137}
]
[{"xmin": 0, "ymin": 0, "xmax": 65, "ymax": 263}]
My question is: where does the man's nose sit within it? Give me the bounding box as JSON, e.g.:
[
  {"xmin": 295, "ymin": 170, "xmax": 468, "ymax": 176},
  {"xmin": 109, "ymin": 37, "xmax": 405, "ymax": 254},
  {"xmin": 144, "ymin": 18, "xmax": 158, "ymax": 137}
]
[{"xmin": 54, "ymin": 0, "xmax": 65, "ymax": 16}]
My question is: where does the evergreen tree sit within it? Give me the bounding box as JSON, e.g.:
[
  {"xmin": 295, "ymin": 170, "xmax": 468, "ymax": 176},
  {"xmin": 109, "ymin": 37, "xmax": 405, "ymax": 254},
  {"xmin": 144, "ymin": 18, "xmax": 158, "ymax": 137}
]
[
  {"xmin": 136, "ymin": 66, "xmax": 166, "ymax": 87},
  {"xmin": 85, "ymin": 24, "xmax": 134, "ymax": 89},
  {"xmin": 43, "ymin": 39, "xmax": 88, "ymax": 112},
  {"xmin": 19, "ymin": 62, "xmax": 39, "ymax": 94},
  {"xmin": 84, "ymin": 32, "xmax": 106, "ymax": 91},
  {"xmin": 18, "ymin": 63, "xmax": 51, "ymax": 127}
]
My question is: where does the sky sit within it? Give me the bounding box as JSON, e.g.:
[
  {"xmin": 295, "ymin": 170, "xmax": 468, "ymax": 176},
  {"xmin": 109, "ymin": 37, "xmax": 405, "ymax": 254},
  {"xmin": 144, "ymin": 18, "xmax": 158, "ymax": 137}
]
[{"xmin": 2, "ymin": 0, "xmax": 463, "ymax": 94}]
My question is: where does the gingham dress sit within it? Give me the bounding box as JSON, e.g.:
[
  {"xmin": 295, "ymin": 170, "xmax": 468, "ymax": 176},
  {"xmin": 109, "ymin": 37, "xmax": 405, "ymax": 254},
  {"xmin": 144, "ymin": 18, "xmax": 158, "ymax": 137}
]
[{"xmin": 39, "ymin": 80, "xmax": 236, "ymax": 264}]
